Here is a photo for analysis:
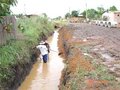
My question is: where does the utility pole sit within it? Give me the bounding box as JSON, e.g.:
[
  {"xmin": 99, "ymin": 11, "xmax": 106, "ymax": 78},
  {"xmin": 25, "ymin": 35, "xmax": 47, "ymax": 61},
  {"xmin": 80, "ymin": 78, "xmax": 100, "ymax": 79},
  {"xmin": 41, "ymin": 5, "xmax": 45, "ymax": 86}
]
[
  {"xmin": 69, "ymin": 7, "xmax": 71, "ymax": 18},
  {"xmin": 24, "ymin": 4, "xmax": 26, "ymax": 15},
  {"xmin": 85, "ymin": 3, "xmax": 88, "ymax": 21}
]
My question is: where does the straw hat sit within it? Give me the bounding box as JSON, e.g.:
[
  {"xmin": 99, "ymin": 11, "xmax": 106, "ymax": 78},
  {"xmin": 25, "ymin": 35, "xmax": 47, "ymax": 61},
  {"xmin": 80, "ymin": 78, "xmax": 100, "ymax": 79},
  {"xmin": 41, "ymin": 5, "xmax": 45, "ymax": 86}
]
[{"xmin": 40, "ymin": 41, "xmax": 45, "ymax": 44}]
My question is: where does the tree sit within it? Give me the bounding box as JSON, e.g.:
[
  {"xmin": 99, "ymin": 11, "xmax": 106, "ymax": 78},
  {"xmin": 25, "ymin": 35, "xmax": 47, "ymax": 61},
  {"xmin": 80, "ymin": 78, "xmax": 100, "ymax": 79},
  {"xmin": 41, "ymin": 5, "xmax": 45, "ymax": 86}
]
[
  {"xmin": 0, "ymin": 0, "xmax": 17, "ymax": 16},
  {"xmin": 87, "ymin": 9, "xmax": 98, "ymax": 19},
  {"xmin": 97, "ymin": 7, "xmax": 105, "ymax": 14},
  {"xmin": 71, "ymin": 10, "xmax": 79, "ymax": 17},
  {"xmin": 109, "ymin": 6, "xmax": 118, "ymax": 11},
  {"xmin": 81, "ymin": 9, "xmax": 98, "ymax": 19},
  {"xmin": 97, "ymin": 7, "xmax": 105, "ymax": 18},
  {"xmin": 65, "ymin": 12, "xmax": 71, "ymax": 19}
]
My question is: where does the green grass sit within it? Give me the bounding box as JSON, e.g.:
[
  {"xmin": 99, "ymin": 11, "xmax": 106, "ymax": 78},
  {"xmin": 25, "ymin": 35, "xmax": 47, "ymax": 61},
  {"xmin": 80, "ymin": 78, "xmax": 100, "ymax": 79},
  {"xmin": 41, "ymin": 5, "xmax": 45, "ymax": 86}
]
[
  {"xmin": 18, "ymin": 16, "xmax": 54, "ymax": 40},
  {"xmin": 0, "ymin": 40, "xmax": 29, "ymax": 66},
  {"xmin": 67, "ymin": 58, "xmax": 119, "ymax": 90},
  {"xmin": 0, "ymin": 16, "xmax": 54, "ymax": 88},
  {"xmin": 0, "ymin": 40, "xmax": 29, "ymax": 85}
]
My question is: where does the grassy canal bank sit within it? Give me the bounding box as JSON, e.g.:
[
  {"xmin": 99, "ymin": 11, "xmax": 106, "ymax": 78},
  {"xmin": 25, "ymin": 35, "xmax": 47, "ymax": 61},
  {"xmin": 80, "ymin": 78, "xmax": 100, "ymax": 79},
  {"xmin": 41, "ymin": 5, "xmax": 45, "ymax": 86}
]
[{"xmin": 0, "ymin": 16, "xmax": 54, "ymax": 90}]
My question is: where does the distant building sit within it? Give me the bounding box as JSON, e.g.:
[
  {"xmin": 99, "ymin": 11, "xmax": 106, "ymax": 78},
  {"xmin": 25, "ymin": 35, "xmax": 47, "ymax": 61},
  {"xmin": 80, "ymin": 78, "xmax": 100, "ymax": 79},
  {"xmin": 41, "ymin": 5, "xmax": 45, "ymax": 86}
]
[{"xmin": 69, "ymin": 15, "xmax": 85, "ymax": 23}]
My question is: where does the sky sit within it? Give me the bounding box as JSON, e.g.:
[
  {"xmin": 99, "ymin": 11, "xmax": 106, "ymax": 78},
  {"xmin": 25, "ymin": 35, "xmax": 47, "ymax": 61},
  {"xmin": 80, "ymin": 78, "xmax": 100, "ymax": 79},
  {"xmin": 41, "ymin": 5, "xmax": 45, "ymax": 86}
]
[{"xmin": 11, "ymin": 0, "xmax": 120, "ymax": 18}]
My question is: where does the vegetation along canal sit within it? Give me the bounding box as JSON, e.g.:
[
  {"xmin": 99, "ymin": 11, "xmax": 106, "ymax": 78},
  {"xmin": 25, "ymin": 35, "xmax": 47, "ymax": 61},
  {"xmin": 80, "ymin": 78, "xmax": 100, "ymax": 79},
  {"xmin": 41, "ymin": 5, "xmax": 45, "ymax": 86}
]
[{"xmin": 18, "ymin": 30, "xmax": 64, "ymax": 90}]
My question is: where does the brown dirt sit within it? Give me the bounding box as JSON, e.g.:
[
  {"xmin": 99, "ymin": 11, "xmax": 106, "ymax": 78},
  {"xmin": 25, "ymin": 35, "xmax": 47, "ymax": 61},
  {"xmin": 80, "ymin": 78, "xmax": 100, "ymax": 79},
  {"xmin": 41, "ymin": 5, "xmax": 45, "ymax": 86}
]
[{"xmin": 58, "ymin": 23, "xmax": 120, "ymax": 90}]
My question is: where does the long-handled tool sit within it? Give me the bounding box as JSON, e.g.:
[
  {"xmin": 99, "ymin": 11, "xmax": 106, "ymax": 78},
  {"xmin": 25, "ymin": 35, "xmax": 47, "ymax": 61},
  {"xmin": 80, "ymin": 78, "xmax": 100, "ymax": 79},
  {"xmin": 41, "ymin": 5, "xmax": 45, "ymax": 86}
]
[{"xmin": 50, "ymin": 49, "xmax": 63, "ymax": 55}]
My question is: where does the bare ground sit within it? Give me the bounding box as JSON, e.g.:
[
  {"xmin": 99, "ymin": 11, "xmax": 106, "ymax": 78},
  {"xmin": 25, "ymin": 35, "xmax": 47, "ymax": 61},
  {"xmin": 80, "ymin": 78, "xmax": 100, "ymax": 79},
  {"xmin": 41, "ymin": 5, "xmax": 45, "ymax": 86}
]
[
  {"xmin": 58, "ymin": 23, "xmax": 120, "ymax": 90},
  {"xmin": 73, "ymin": 23, "xmax": 120, "ymax": 78}
]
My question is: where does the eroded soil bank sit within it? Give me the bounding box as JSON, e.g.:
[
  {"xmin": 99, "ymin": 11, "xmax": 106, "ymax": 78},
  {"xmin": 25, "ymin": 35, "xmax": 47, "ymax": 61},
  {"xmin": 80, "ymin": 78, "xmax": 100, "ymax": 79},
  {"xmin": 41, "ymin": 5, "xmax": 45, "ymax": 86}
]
[{"xmin": 58, "ymin": 23, "xmax": 120, "ymax": 90}]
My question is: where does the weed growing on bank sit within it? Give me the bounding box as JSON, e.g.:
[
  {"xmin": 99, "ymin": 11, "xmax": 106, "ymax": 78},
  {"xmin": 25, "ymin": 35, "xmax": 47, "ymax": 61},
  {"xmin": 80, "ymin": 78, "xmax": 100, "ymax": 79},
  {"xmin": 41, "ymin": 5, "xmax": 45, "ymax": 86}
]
[{"xmin": 0, "ymin": 16, "xmax": 54, "ymax": 89}]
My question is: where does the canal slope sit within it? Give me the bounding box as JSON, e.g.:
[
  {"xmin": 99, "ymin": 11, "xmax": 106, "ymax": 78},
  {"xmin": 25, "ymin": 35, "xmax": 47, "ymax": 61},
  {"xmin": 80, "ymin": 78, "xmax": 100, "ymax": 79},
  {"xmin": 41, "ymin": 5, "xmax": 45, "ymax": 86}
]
[
  {"xmin": 18, "ymin": 30, "xmax": 64, "ymax": 90},
  {"xmin": 58, "ymin": 23, "xmax": 120, "ymax": 90}
]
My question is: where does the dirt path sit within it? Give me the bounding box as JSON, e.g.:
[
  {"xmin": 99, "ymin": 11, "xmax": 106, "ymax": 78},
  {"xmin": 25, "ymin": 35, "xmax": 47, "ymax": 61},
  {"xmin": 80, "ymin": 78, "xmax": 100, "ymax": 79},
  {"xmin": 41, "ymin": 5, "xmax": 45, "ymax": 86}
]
[
  {"xmin": 73, "ymin": 23, "xmax": 120, "ymax": 55},
  {"xmin": 73, "ymin": 23, "xmax": 120, "ymax": 78}
]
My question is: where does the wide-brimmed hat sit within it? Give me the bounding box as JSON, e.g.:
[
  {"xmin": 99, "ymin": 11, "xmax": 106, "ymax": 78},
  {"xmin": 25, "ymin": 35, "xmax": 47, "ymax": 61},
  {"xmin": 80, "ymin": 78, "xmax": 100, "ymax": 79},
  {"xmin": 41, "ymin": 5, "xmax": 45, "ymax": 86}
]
[{"xmin": 40, "ymin": 41, "xmax": 45, "ymax": 44}]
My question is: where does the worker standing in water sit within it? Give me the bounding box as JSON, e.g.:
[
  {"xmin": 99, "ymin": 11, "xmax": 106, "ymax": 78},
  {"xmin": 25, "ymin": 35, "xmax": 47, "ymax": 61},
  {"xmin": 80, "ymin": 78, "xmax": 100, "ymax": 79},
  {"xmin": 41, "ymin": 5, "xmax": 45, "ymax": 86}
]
[{"xmin": 36, "ymin": 40, "xmax": 50, "ymax": 63}]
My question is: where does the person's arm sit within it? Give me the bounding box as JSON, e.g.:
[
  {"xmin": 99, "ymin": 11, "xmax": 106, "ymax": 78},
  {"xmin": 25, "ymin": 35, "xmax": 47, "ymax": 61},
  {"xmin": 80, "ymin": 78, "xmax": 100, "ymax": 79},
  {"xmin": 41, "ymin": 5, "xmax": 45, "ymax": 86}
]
[
  {"xmin": 45, "ymin": 43, "xmax": 50, "ymax": 53},
  {"xmin": 36, "ymin": 45, "xmax": 39, "ymax": 49}
]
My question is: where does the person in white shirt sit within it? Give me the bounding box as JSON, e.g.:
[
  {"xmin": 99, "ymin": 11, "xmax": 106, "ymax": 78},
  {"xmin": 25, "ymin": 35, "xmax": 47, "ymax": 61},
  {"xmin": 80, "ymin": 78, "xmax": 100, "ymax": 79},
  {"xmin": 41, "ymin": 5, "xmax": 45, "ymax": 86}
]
[{"xmin": 36, "ymin": 41, "xmax": 49, "ymax": 63}]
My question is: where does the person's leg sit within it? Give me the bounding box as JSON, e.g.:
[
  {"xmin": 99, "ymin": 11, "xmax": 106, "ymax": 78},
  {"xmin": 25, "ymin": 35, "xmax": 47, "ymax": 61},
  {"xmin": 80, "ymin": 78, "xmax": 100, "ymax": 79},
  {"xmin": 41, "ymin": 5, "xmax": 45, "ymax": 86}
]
[{"xmin": 42, "ymin": 54, "xmax": 48, "ymax": 63}]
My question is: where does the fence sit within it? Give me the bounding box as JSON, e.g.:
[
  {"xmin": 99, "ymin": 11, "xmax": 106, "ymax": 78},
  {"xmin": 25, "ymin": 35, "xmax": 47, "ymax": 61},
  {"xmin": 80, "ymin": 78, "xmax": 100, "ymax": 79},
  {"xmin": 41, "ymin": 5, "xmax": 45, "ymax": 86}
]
[{"xmin": 0, "ymin": 16, "xmax": 17, "ymax": 45}]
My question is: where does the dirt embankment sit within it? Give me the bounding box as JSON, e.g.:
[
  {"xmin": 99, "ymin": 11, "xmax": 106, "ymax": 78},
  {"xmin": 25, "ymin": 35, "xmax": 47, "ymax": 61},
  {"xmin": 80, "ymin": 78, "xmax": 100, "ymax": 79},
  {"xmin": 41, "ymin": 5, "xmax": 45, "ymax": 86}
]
[{"xmin": 58, "ymin": 23, "xmax": 120, "ymax": 90}]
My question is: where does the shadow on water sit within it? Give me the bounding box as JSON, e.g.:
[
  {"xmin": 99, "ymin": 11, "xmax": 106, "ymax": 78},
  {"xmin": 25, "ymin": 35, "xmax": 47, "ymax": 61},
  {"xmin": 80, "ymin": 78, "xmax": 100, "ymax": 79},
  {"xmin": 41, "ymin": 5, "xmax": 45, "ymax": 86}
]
[{"xmin": 18, "ymin": 30, "xmax": 64, "ymax": 90}]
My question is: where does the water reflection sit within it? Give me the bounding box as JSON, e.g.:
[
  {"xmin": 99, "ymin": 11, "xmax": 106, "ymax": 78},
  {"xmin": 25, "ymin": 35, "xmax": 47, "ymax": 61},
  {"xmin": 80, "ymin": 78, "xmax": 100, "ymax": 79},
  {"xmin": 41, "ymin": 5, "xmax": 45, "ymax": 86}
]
[
  {"xmin": 18, "ymin": 61, "xmax": 41, "ymax": 90},
  {"xmin": 42, "ymin": 63, "xmax": 48, "ymax": 79}
]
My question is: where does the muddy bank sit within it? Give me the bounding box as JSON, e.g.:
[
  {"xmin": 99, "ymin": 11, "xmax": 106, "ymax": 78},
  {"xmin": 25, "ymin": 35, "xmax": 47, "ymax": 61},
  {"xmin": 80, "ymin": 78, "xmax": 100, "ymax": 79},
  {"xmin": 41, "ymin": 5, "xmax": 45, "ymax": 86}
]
[{"xmin": 58, "ymin": 24, "xmax": 120, "ymax": 90}]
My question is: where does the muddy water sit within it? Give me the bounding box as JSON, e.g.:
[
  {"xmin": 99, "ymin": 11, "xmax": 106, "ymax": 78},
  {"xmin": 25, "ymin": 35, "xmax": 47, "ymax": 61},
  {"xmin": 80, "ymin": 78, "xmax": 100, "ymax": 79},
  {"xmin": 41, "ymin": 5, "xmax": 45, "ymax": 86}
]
[{"xmin": 18, "ymin": 31, "xmax": 64, "ymax": 90}]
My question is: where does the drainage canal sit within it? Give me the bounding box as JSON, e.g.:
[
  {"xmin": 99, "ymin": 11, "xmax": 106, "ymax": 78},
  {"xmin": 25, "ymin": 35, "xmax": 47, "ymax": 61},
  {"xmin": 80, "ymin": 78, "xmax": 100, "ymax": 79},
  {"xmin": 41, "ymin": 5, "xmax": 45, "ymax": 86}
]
[{"xmin": 18, "ymin": 31, "xmax": 64, "ymax": 90}]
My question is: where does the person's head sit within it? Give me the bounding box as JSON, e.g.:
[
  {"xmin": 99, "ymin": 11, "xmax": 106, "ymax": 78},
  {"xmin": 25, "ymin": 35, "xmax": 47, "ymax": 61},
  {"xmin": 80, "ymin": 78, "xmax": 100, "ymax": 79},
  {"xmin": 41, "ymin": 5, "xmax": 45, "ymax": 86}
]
[
  {"xmin": 40, "ymin": 41, "xmax": 45, "ymax": 45},
  {"xmin": 44, "ymin": 40, "xmax": 48, "ymax": 43}
]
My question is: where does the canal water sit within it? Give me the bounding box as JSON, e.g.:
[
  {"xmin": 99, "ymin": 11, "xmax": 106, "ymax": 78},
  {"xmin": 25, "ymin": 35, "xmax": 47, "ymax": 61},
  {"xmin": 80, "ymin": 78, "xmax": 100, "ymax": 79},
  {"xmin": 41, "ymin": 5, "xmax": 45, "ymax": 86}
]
[{"xmin": 18, "ymin": 31, "xmax": 64, "ymax": 90}]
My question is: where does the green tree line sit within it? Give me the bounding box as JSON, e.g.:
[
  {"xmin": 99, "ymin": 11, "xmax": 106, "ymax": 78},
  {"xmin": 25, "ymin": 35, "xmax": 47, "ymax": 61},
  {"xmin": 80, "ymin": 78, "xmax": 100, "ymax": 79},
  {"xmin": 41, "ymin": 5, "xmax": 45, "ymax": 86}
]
[{"xmin": 65, "ymin": 6, "xmax": 118, "ymax": 20}]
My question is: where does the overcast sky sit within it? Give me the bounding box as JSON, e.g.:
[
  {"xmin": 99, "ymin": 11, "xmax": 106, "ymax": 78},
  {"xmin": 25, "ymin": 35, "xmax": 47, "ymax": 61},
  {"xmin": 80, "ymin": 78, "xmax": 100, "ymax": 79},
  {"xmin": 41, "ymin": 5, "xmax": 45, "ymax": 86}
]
[{"xmin": 11, "ymin": 0, "xmax": 120, "ymax": 18}]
